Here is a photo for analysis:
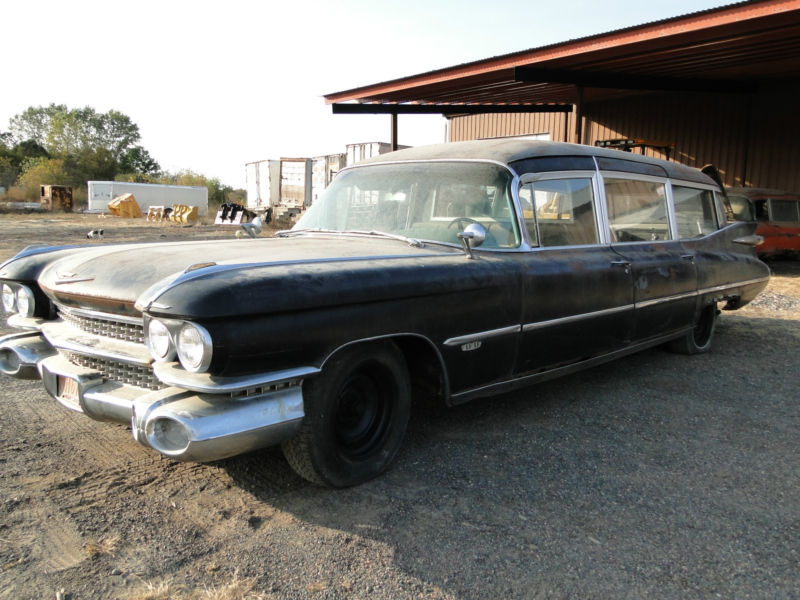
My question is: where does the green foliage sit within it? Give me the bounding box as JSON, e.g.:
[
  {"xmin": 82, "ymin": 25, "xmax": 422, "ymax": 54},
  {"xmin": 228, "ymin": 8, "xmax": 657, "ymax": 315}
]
[
  {"xmin": 5, "ymin": 105, "xmax": 236, "ymax": 207},
  {"xmin": 16, "ymin": 158, "xmax": 71, "ymax": 199},
  {"xmin": 7, "ymin": 104, "xmax": 161, "ymax": 188}
]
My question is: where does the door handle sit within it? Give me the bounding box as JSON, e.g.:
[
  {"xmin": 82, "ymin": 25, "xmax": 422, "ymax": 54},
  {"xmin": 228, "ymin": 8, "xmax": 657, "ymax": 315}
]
[
  {"xmin": 681, "ymin": 254, "xmax": 695, "ymax": 262},
  {"xmin": 610, "ymin": 260, "xmax": 631, "ymax": 274}
]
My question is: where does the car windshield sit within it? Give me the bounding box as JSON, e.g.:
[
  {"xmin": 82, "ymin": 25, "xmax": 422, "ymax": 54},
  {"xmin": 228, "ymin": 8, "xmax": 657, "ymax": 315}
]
[{"xmin": 293, "ymin": 161, "xmax": 520, "ymax": 248}]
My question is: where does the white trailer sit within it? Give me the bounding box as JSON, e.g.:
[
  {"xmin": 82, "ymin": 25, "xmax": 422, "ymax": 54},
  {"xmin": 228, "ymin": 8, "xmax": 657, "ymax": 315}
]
[
  {"xmin": 245, "ymin": 160, "xmax": 280, "ymax": 213},
  {"xmin": 346, "ymin": 142, "xmax": 407, "ymax": 167},
  {"xmin": 87, "ymin": 181, "xmax": 209, "ymax": 216},
  {"xmin": 312, "ymin": 153, "xmax": 345, "ymax": 205}
]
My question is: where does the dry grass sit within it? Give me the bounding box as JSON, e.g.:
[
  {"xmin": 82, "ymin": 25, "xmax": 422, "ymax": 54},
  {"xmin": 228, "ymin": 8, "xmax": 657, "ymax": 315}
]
[{"xmin": 128, "ymin": 571, "xmax": 268, "ymax": 600}]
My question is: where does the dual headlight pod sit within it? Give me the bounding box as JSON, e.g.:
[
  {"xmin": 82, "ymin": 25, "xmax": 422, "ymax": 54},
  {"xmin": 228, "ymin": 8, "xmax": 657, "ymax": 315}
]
[
  {"xmin": 145, "ymin": 318, "xmax": 213, "ymax": 373},
  {"xmin": 1, "ymin": 283, "xmax": 36, "ymax": 317}
]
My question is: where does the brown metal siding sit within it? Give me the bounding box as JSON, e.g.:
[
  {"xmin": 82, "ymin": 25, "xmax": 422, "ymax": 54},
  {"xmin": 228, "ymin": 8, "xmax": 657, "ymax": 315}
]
[
  {"xmin": 448, "ymin": 85, "xmax": 799, "ymax": 191},
  {"xmin": 449, "ymin": 112, "xmax": 570, "ymax": 144}
]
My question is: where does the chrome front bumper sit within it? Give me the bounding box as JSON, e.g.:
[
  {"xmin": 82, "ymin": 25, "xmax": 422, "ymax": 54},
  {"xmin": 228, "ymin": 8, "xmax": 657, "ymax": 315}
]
[{"xmin": 0, "ymin": 332, "xmax": 307, "ymax": 462}]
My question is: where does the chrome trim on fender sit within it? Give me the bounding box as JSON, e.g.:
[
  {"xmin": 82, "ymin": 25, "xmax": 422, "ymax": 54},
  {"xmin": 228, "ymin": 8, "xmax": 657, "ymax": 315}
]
[
  {"xmin": 522, "ymin": 304, "xmax": 634, "ymax": 332},
  {"xmin": 152, "ymin": 361, "xmax": 320, "ymax": 394},
  {"xmin": 444, "ymin": 325, "xmax": 521, "ymax": 347}
]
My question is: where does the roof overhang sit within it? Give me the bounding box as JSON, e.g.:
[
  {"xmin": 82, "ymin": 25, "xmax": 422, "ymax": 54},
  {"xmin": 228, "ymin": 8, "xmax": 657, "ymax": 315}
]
[{"xmin": 325, "ymin": 0, "xmax": 800, "ymax": 114}]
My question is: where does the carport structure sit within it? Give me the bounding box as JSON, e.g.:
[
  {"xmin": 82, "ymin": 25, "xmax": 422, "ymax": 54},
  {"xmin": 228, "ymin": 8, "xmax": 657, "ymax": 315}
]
[{"xmin": 325, "ymin": 0, "xmax": 800, "ymax": 191}]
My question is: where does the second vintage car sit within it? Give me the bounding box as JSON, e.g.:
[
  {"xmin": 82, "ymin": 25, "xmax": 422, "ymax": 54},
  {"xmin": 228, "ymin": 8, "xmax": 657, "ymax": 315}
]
[{"xmin": 0, "ymin": 139, "xmax": 769, "ymax": 487}]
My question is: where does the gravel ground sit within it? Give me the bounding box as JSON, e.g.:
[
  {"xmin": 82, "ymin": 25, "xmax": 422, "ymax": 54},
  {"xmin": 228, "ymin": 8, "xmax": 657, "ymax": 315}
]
[{"xmin": 0, "ymin": 214, "xmax": 798, "ymax": 599}]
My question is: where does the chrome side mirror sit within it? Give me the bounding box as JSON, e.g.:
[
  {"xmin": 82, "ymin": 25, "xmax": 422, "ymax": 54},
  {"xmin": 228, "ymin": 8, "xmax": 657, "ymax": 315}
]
[{"xmin": 457, "ymin": 223, "xmax": 487, "ymax": 259}]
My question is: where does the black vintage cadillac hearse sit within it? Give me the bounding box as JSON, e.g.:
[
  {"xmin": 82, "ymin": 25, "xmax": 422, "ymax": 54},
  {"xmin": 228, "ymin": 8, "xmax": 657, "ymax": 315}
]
[{"xmin": 0, "ymin": 140, "xmax": 769, "ymax": 487}]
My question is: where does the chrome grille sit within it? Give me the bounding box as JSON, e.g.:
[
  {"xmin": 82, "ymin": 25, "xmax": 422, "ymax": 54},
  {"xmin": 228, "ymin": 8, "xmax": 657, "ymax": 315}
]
[
  {"xmin": 58, "ymin": 309, "xmax": 144, "ymax": 344},
  {"xmin": 63, "ymin": 351, "xmax": 165, "ymax": 391}
]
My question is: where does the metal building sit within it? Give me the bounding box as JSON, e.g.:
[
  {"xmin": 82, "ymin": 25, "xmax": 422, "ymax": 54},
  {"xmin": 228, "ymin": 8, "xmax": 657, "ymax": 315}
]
[{"xmin": 324, "ymin": 0, "xmax": 800, "ymax": 191}]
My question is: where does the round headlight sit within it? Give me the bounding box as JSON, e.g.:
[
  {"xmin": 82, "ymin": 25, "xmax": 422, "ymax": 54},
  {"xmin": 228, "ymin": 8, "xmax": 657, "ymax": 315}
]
[
  {"xmin": 15, "ymin": 286, "xmax": 35, "ymax": 317},
  {"xmin": 176, "ymin": 323, "xmax": 212, "ymax": 372},
  {"xmin": 147, "ymin": 319, "xmax": 173, "ymax": 361},
  {"xmin": 1, "ymin": 284, "xmax": 16, "ymax": 313}
]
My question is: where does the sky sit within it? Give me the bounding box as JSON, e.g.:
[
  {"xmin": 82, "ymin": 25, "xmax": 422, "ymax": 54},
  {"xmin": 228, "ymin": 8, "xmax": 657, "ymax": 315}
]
[{"xmin": 1, "ymin": 0, "xmax": 735, "ymax": 189}]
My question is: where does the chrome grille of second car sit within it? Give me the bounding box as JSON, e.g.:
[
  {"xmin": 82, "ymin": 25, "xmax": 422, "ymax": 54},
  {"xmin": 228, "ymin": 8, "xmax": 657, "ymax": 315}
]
[
  {"xmin": 62, "ymin": 351, "xmax": 165, "ymax": 391},
  {"xmin": 58, "ymin": 308, "xmax": 145, "ymax": 344}
]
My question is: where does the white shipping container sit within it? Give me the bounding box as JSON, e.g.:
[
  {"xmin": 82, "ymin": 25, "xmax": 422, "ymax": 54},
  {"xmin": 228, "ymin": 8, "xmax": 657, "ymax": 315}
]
[
  {"xmin": 245, "ymin": 160, "xmax": 280, "ymax": 212},
  {"xmin": 280, "ymin": 158, "xmax": 312, "ymax": 208},
  {"xmin": 87, "ymin": 181, "xmax": 208, "ymax": 216}
]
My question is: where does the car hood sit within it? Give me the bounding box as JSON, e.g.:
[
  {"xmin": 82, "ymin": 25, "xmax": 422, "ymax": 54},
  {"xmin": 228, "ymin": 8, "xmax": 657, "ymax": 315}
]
[{"xmin": 38, "ymin": 234, "xmax": 471, "ymax": 317}]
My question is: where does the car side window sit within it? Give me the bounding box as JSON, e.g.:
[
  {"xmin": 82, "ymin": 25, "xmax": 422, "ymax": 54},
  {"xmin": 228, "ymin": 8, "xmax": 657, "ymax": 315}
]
[
  {"xmin": 524, "ymin": 178, "xmax": 599, "ymax": 247},
  {"xmin": 673, "ymin": 186, "xmax": 719, "ymax": 239},
  {"xmin": 770, "ymin": 199, "xmax": 800, "ymax": 223},
  {"xmin": 604, "ymin": 177, "xmax": 671, "ymax": 242}
]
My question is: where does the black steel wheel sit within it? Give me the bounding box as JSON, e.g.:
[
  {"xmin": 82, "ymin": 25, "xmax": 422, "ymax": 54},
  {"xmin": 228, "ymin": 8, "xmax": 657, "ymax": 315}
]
[
  {"xmin": 282, "ymin": 341, "xmax": 411, "ymax": 487},
  {"xmin": 668, "ymin": 302, "xmax": 718, "ymax": 355}
]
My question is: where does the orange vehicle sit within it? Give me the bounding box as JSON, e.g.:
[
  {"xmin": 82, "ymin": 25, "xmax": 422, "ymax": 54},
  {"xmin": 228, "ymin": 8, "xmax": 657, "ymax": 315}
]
[{"xmin": 727, "ymin": 187, "xmax": 800, "ymax": 258}]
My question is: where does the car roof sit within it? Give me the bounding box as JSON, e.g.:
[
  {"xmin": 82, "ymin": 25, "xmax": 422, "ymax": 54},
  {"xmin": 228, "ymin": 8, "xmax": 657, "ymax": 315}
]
[{"xmin": 359, "ymin": 138, "xmax": 716, "ymax": 185}]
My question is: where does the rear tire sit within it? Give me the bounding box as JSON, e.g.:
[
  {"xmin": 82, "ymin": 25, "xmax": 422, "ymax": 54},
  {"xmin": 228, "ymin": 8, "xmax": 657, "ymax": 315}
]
[
  {"xmin": 282, "ymin": 341, "xmax": 411, "ymax": 487},
  {"xmin": 668, "ymin": 302, "xmax": 718, "ymax": 355}
]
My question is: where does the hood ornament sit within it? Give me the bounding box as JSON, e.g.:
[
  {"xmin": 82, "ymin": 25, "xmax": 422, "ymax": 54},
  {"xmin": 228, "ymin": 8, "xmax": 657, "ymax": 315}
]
[{"xmin": 55, "ymin": 271, "xmax": 94, "ymax": 285}]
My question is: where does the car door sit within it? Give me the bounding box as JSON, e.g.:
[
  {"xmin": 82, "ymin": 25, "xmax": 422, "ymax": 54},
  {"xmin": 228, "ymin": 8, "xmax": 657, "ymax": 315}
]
[
  {"xmin": 602, "ymin": 174, "xmax": 697, "ymax": 341},
  {"xmin": 516, "ymin": 173, "xmax": 634, "ymax": 375}
]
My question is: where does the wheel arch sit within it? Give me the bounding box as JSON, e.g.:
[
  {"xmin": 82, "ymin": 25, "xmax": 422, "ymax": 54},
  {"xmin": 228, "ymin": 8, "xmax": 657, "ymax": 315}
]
[{"xmin": 319, "ymin": 334, "xmax": 451, "ymax": 404}]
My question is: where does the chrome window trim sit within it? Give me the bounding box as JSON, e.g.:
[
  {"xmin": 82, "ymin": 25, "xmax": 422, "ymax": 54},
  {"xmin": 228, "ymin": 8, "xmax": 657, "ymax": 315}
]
[
  {"xmin": 670, "ymin": 183, "xmax": 724, "ymax": 236},
  {"xmin": 516, "ymin": 170, "xmax": 603, "ymax": 248},
  {"xmin": 598, "ymin": 170, "xmax": 674, "ymax": 244},
  {"xmin": 444, "ymin": 325, "xmax": 521, "ymax": 347}
]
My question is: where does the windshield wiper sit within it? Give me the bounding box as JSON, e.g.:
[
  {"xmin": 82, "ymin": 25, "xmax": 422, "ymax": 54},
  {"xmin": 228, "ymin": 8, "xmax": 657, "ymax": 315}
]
[
  {"xmin": 348, "ymin": 230, "xmax": 424, "ymax": 248},
  {"xmin": 276, "ymin": 227, "xmax": 340, "ymax": 237},
  {"xmin": 278, "ymin": 228, "xmax": 424, "ymax": 248}
]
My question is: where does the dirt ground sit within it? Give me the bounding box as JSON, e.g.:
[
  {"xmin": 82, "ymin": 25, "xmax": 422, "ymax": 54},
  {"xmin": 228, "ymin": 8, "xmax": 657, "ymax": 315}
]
[{"xmin": 0, "ymin": 213, "xmax": 798, "ymax": 599}]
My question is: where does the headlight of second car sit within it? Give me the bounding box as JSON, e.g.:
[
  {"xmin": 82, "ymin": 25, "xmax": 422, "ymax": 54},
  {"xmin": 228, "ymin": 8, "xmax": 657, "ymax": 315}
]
[
  {"xmin": 15, "ymin": 287, "xmax": 35, "ymax": 317},
  {"xmin": 1, "ymin": 283, "xmax": 15, "ymax": 313},
  {"xmin": 1, "ymin": 283, "xmax": 35, "ymax": 317}
]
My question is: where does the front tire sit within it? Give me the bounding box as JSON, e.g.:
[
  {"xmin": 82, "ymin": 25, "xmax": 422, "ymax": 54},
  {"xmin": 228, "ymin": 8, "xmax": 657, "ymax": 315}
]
[
  {"xmin": 668, "ymin": 302, "xmax": 718, "ymax": 355},
  {"xmin": 282, "ymin": 341, "xmax": 411, "ymax": 487}
]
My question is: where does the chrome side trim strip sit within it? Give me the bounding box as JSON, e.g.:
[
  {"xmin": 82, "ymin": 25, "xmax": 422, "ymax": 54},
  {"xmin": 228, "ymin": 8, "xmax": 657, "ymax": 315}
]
[
  {"xmin": 443, "ymin": 325, "xmax": 521, "ymax": 347},
  {"xmin": 636, "ymin": 291, "xmax": 697, "ymax": 309},
  {"xmin": 522, "ymin": 304, "xmax": 633, "ymax": 332},
  {"xmin": 700, "ymin": 277, "xmax": 770, "ymax": 295},
  {"xmin": 451, "ymin": 329, "xmax": 688, "ymax": 404}
]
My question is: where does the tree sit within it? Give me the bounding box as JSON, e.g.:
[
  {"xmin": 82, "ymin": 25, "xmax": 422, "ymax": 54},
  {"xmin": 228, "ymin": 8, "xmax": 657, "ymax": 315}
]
[
  {"xmin": 16, "ymin": 158, "xmax": 71, "ymax": 198},
  {"xmin": 7, "ymin": 104, "xmax": 159, "ymax": 185},
  {"xmin": 119, "ymin": 145, "xmax": 160, "ymax": 176}
]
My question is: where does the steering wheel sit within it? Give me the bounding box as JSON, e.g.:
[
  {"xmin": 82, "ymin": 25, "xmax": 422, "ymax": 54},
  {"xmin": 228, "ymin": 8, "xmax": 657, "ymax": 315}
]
[{"xmin": 447, "ymin": 217, "xmax": 479, "ymax": 230}]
